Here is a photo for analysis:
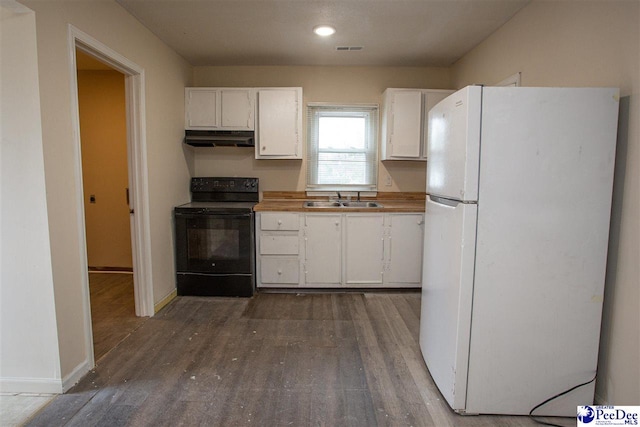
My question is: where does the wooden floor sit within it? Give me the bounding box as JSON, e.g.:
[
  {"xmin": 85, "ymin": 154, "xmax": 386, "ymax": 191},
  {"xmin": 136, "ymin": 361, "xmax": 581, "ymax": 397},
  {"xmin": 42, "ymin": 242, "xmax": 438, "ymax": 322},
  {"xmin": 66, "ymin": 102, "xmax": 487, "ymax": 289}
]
[
  {"xmin": 26, "ymin": 293, "xmax": 568, "ymax": 426},
  {"xmin": 89, "ymin": 273, "xmax": 147, "ymax": 361}
]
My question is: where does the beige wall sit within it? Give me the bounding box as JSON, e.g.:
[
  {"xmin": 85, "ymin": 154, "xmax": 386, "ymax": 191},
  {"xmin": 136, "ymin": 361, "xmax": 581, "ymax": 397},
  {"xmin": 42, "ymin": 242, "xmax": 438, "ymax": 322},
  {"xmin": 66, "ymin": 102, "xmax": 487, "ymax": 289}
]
[
  {"xmin": 1, "ymin": 1, "xmax": 61, "ymax": 393},
  {"xmin": 78, "ymin": 70, "xmax": 132, "ymax": 269},
  {"xmin": 453, "ymin": 0, "xmax": 639, "ymax": 405},
  {"xmin": 192, "ymin": 65, "xmax": 452, "ymax": 192},
  {"xmin": 20, "ymin": 0, "xmax": 192, "ymax": 384}
]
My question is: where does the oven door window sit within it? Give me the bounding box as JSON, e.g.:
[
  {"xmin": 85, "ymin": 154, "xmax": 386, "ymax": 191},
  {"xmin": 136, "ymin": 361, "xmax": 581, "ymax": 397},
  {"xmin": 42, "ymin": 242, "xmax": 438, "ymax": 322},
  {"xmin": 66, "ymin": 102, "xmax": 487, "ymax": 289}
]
[{"xmin": 176, "ymin": 214, "xmax": 253, "ymax": 274}]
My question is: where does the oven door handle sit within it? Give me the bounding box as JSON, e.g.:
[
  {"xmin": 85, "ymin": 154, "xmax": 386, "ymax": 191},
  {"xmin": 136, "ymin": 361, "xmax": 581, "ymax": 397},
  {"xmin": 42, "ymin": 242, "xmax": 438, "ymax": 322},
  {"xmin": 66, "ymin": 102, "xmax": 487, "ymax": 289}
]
[{"xmin": 174, "ymin": 211, "xmax": 253, "ymax": 219}]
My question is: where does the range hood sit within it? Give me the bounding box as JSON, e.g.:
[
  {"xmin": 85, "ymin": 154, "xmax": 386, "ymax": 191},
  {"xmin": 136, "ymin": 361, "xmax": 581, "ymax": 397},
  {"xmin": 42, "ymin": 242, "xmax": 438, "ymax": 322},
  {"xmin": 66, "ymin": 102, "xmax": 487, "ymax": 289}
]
[{"xmin": 184, "ymin": 130, "xmax": 255, "ymax": 147}]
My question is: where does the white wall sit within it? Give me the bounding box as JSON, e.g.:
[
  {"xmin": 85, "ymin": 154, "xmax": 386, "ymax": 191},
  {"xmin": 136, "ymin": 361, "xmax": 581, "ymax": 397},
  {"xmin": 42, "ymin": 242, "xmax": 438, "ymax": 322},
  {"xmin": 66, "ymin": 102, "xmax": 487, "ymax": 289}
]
[
  {"xmin": 452, "ymin": 0, "xmax": 639, "ymax": 405},
  {"xmin": 0, "ymin": 1, "xmax": 61, "ymax": 393},
  {"xmin": 19, "ymin": 0, "xmax": 192, "ymax": 387}
]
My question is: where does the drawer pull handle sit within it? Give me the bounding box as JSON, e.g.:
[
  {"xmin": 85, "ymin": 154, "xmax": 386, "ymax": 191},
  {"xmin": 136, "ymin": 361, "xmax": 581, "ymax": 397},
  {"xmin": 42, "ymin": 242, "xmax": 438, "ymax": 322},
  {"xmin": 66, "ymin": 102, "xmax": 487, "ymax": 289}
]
[
  {"xmin": 277, "ymin": 270, "xmax": 282, "ymax": 275},
  {"xmin": 278, "ymin": 220, "xmax": 282, "ymax": 225}
]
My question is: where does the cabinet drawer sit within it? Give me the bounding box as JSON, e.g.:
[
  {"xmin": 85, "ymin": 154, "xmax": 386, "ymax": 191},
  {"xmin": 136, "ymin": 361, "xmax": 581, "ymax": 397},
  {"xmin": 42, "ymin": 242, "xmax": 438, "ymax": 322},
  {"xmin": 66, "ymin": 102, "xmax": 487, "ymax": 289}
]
[
  {"xmin": 260, "ymin": 213, "xmax": 299, "ymax": 230},
  {"xmin": 260, "ymin": 258, "xmax": 299, "ymax": 284},
  {"xmin": 260, "ymin": 234, "xmax": 299, "ymax": 255}
]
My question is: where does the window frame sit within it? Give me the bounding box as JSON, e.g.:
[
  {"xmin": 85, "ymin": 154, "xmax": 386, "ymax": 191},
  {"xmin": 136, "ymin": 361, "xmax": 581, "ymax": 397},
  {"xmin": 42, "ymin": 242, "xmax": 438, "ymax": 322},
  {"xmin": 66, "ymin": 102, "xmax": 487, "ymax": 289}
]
[{"xmin": 306, "ymin": 103, "xmax": 379, "ymax": 192}]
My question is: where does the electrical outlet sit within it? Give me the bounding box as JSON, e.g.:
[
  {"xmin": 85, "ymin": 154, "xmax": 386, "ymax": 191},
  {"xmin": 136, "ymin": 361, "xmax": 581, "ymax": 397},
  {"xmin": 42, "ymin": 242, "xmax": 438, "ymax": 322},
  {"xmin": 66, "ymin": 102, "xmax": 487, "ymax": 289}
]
[{"xmin": 385, "ymin": 175, "xmax": 392, "ymax": 186}]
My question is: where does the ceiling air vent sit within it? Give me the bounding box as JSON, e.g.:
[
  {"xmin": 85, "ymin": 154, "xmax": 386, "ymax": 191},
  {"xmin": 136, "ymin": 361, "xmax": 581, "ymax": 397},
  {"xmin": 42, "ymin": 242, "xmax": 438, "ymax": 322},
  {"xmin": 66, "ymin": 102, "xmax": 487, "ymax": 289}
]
[{"xmin": 336, "ymin": 46, "xmax": 363, "ymax": 51}]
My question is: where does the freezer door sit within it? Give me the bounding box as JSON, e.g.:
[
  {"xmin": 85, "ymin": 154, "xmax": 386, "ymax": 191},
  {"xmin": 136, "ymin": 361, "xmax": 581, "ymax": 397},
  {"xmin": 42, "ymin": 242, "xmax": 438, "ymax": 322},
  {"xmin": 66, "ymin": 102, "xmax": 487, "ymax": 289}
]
[
  {"xmin": 426, "ymin": 86, "xmax": 481, "ymax": 202},
  {"xmin": 419, "ymin": 195, "xmax": 477, "ymax": 412}
]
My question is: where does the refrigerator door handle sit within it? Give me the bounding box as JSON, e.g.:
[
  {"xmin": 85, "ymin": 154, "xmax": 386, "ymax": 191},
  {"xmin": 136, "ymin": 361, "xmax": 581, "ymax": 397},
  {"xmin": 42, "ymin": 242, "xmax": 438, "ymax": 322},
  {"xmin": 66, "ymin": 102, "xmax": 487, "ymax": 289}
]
[{"xmin": 429, "ymin": 195, "xmax": 461, "ymax": 208}]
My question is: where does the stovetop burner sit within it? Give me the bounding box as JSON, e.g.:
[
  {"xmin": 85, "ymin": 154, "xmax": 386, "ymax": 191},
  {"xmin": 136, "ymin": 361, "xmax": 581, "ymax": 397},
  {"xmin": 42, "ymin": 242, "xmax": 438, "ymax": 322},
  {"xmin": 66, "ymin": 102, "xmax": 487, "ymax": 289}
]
[
  {"xmin": 176, "ymin": 177, "xmax": 259, "ymax": 213},
  {"xmin": 190, "ymin": 177, "xmax": 259, "ymax": 203},
  {"xmin": 174, "ymin": 201, "xmax": 257, "ymax": 214}
]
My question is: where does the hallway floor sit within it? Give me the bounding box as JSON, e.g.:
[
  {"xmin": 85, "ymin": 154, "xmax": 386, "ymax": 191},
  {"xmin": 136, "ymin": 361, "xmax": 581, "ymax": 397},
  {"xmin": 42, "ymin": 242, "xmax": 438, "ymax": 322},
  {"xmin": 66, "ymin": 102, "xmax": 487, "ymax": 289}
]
[{"xmin": 0, "ymin": 394, "xmax": 54, "ymax": 427}]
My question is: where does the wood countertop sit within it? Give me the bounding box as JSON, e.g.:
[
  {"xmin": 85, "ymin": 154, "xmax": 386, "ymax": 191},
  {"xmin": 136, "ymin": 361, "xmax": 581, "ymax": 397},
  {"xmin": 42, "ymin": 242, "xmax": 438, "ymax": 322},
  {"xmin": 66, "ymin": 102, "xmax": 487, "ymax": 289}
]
[{"xmin": 254, "ymin": 191, "xmax": 426, "ymax": 213}]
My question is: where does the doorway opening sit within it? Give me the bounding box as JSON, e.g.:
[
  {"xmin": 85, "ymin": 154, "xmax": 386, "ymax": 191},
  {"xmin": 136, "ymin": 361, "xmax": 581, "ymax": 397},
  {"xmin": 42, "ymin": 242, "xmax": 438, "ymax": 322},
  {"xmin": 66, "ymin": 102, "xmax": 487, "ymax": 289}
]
[
  {"xmin": 68, "ymin": 25, "xmax": 154, "ymax": 374},
  {"xmin": 75, "ymin": 50, "xmax": 146, "ymax": 360}
]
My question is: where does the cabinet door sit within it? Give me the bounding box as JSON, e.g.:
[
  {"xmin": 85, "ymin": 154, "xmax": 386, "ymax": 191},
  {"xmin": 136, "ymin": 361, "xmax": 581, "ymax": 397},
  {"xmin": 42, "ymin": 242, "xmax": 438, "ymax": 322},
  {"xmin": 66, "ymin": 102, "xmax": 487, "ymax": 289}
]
[
  {"xmin": 345, "ymin": 214, "xmax": 385, "ymax": 286},
  {"xmin": 388, "ymin": 90, "xmax": 422, "ymax": 158},
  {"xmin": 422, "ymin": 90, "xmax": 454, "ymax": 159},
  {"xmin": 185, "ymin": 88, "xmax": 219, "ymax": 129},
  {"xmin": 256, "ymin": 88, "xmax": 302, "ymax": 159},
  {"xmin": 303, "ymin": 214, "xmax": 342, "ymax": 286},
  {"xmin": 220, "ymin": 89, "xmax": 255, "ymax": 130},
  {"xmin": 386, "ymin": 214, "xmax": 424, "ymax": 286}
]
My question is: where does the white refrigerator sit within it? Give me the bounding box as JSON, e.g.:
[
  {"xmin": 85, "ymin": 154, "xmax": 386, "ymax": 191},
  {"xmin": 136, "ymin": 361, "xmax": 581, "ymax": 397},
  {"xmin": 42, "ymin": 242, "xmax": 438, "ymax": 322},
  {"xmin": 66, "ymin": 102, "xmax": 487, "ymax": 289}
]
[{"xmin": 419, "ymin": 86, "xmax": 619, "ymax": 416}]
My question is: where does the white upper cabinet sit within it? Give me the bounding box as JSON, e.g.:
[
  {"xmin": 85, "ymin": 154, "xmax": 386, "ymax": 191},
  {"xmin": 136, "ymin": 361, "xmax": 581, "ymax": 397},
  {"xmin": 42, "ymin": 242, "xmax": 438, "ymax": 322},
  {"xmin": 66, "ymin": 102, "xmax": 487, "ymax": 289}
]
[
  {"xmin": 381, "ymin": 88, "xmax": 454, "ymax": 161},
  {"xmin": 220, "ymin": 89, "xmax": 255, "ymax": 129},
  {"xmin": 185, "ymin": 88, "xmax": 255, "ymax": 130},
  {"xmin": 185, "ymin": 88, "xmax": 219, "ymax": 129},
  {"xmin": 256, "ymin": 87, "xmax": 303, "ymax": 159},
  {"xmin": 382, "ymin": 89, "xmax": 423, "ymax": 159}
]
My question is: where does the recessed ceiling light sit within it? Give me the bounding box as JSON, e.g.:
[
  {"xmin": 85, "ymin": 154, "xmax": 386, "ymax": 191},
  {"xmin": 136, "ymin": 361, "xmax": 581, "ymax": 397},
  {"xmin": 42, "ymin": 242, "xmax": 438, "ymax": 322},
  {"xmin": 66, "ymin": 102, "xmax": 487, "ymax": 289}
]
[{"xmin": 313, "ymin": 25, "xmax": 336, "ymax": 37}]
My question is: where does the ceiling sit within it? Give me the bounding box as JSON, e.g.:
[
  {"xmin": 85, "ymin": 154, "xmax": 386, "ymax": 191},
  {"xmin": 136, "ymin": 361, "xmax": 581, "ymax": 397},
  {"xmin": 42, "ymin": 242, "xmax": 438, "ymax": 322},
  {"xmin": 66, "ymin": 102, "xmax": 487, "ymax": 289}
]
[{"xmin": 115, "ymin": 0, "xmax": 530, "ymax": 67}]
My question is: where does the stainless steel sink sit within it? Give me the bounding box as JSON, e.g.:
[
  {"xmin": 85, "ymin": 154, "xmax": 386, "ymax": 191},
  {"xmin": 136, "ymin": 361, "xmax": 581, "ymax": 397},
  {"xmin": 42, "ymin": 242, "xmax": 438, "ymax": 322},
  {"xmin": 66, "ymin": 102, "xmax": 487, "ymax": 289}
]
[
  {"xmin": 303, "ymin": 200, "xmax": 383, "ymax": 208},
  {"xmin": 303, "ymin": 201, "xmax": 343, "ymax": 208},
  {"xmin": 340, "ymin": 201, "xmax": 383, "ymax": 208}
]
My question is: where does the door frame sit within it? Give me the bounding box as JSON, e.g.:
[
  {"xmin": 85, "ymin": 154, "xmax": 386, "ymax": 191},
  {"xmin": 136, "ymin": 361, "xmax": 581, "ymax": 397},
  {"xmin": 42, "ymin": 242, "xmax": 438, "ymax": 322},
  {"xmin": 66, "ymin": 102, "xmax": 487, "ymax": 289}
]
[{"xmin": 67, "ymin": 25, "xmax": 154, "ymax": 368}]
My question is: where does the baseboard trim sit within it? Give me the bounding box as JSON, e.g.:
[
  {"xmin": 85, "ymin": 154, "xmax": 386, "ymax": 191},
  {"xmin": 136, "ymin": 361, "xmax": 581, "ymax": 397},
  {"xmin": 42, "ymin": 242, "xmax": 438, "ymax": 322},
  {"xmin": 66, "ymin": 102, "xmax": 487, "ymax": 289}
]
[
  {"xmin": 61, "ymin": 359, "xmax": 91, "ymax": 392},
  {"xmin": 0, "ymin": 376, "xmax": 63, "ymax": 394},
  {"xmin": 89, "ymin": 266, "xmax": 133, "ymax": 273},
  {"xmin": 154, "ymin": 289, "xmax": 177, "ymax": 314}
]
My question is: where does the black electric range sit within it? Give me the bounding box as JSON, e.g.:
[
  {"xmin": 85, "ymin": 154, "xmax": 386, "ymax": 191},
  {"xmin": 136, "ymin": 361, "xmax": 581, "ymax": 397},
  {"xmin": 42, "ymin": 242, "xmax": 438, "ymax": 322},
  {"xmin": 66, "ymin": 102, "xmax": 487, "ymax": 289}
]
[{"xmin": 174, "ymin": 177, "xmax": 259, "ymax": 297}]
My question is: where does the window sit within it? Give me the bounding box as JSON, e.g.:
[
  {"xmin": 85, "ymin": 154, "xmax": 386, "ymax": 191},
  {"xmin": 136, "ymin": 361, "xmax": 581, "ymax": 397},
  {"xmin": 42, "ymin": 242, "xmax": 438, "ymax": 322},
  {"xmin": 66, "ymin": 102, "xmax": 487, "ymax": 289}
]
[{"xmin": 306, "ymin": 104, "xmax": 378, "ymax": 191}]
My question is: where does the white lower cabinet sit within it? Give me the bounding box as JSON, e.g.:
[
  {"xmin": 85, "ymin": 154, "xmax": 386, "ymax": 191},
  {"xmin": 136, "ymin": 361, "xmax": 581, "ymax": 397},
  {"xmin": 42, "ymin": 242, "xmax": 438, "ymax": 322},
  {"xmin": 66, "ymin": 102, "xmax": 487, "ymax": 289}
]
[
  {"xmin": 256, "ymin": 211, "xmax": 424, "ymax": 289},
  {"xmin": 345, "ymin": 214, "xmax": 385, "ymax": 286},
  {"xmin": 257, "ymin": 212, "xmax": 302, "ymax": 288},
  {"xmin": 260, "ymin": 258, "xmax": 299, "ymax": 284},
  {"xmin": 302, "ymin": 214, "xmax": 342, "ymax": 287},
  {"xmin": 385, "ymin": 213, "xmax": 424, "ymax": 286}
]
